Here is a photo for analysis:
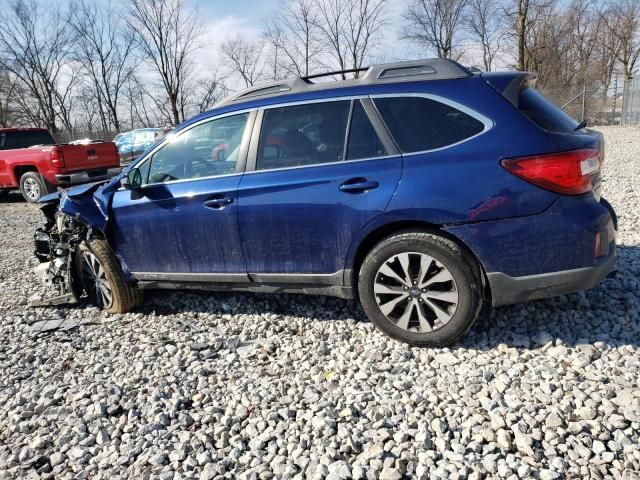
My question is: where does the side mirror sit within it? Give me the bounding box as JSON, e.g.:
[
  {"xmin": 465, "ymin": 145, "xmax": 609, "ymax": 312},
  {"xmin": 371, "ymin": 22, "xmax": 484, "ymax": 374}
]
[{"xmin": 121, "ymin": 168, "xmax": 142, "ymax": 189}]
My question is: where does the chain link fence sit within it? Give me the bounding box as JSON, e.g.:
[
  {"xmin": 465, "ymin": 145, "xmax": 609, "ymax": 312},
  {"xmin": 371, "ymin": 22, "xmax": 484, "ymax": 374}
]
[
  {"xmin": 622, "ymin": 78, "xmax": 640, "ymax": 126},
  {"xmin": 539, "ymin": 82, "xmax": 621, "ymax": 126}
]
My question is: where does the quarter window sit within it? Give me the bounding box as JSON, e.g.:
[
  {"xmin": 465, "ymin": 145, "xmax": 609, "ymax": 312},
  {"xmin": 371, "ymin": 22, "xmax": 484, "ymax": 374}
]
[
  {"xmin": 374, "ymin": 97, "xmax": 485, "ymax": 153},
  {"xmin": 256, "ymin": 101, "xmax": 350, "ymax": 171},
  {"xmin": 145, "ymin": 113, "xmax": 249, "ymax": 184}
]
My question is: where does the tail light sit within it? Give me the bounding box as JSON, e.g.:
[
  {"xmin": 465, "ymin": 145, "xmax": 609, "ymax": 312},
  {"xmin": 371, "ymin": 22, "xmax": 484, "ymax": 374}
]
[
  {"xmin": 50, "ymin": 147, "xmax": 65, "ymax": 168},
  {"xmin": 501, "ymin": 149, "xmax": 601, "ymax": 195}
]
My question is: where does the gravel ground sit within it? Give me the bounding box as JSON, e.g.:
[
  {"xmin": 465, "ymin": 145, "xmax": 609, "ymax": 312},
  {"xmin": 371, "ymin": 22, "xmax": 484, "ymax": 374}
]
[{"xmin": 0, "ymin": 126, "xmax": 639, "ymax": 480}]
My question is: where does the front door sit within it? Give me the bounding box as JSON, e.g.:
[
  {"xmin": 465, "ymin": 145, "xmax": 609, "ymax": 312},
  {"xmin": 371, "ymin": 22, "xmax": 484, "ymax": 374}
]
[
  {"xmin": 237, "ymin": 99, "xmax": 402, "ymax": 279},
  {"xmin": 110, "ymin": 111, "xmax": 254, "ymax": 278}
]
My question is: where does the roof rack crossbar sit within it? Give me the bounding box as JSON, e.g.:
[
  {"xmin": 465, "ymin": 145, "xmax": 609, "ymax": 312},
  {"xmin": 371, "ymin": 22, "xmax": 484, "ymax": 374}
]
[{"xmin": 302, "ymin": 67, "xmax": 369, "ymax": 81}]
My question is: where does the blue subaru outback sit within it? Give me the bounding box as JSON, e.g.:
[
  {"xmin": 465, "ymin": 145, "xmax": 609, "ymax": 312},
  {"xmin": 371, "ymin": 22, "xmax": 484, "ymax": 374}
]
[{"xmin": 34, "ymin": 59, "xmax": 616, "ymax": 346}]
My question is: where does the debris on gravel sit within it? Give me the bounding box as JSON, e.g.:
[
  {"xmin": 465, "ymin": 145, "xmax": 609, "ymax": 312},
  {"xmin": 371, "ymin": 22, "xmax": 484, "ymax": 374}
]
[{"xmin": 0, "ymin": 126, "xmax": 639, "ymax": 479}]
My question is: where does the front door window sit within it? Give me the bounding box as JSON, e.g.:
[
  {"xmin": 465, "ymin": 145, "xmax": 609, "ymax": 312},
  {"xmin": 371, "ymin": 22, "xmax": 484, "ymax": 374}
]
[{"xmin": 144, "ymin": 112, "xmax": 250, "ymax": 184}]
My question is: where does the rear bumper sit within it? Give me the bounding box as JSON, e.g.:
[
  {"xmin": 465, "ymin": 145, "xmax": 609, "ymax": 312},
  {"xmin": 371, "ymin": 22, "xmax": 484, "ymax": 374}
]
[
  {"xmin": 55, "ymin": 167, "xmax": 121, "ymax": 187},
  {"xmin": 445, "ymin": 194, "xmax": 617, "ymax": 307},
  {"xmin": 487, "ymin": 250, "xmax": 616, "ymax": 306}
]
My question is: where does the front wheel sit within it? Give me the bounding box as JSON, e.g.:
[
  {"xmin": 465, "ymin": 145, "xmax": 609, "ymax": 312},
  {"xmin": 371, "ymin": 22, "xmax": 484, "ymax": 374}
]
[
  {"xmin": 75, "ymin": 239, "xmax": 142, "ymax": 313},
  {"xmin": 358, "ymin": 231, "xmax": 483, "ymax": 347}
]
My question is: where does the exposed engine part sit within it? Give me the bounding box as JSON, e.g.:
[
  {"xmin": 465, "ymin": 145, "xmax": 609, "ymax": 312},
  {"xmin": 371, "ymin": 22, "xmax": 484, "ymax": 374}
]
[{"xmin": 30, "ymin": 211, "xmax": 89, "ymax": 307}]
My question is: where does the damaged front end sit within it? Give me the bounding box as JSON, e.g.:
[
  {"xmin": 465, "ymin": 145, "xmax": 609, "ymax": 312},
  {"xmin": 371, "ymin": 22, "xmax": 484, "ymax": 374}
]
[{"xmin": 31, "ymin": 181, "xmax": 113, "ymax": 307}]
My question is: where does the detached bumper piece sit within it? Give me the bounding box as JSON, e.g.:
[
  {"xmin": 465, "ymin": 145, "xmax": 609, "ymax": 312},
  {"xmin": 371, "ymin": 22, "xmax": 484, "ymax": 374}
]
[
  {"xmin": 30, "ymin": 292, "xmax": 77, "ymax": 307},
  {"xmin": 55, "ymin": 167, "xmax": 121, "ymax": 187}
]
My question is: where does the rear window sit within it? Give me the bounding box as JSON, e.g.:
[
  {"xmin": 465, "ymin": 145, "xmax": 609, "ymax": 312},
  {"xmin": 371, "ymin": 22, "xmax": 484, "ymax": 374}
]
[
  {"xmin": 0, "ymin": 130, "xmax": 55, "ymax": 150},
  {"xmin": 518, "ymin": 87, "xmax": 578, "ymax": 133},
  {"xmin": 374, "ymin": 97, "xmax": 485, "ymax": 153}
]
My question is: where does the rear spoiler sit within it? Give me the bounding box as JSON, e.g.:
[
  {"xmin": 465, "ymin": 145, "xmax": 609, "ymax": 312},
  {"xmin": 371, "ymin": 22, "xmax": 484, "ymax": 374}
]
[{"xmin": 481, "ymin": 72, "xmax": 537, "ymax": 107}]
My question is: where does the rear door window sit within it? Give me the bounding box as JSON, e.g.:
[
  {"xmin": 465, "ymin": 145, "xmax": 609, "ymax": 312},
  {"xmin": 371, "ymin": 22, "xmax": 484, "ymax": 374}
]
[
  {"xmin": 256, "ymin": 101, "xmax": 350, "ymax": 171},
  {"xmin": 373, "ymin": 96, "xmax": 485, "ymax": 153},
  {"xmin": 346, "ymin": 101, "xmax": 387, "ymax": 160},
  {"xmin": 518, "ymin": 87, "xmax": 578, "ymax": 133},
  {"xmin": 0, "ymin": 131, "xmax": 55, "ymax": 150}
]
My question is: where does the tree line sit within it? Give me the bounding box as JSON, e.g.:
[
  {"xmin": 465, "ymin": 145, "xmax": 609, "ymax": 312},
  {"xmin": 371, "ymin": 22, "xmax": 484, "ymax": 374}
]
[{"xmin": 0, "ymin": 0, "xmax": 637, "ymax": 135}]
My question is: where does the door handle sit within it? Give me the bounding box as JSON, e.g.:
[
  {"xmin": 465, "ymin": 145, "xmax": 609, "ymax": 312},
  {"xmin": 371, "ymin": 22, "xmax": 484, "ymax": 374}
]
[
  {"xmin": 339, "ymin": 178, "xmax": 380, "ymax": 193},
  {"xmin": 203, "ymin": 196, "xmax": 234, "ymax": 209}
]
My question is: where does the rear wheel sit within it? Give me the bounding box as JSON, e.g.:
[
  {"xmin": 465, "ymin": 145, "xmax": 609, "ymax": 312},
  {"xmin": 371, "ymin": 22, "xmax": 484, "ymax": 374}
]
[
  {"xmin": 75, "ymin": 239, "xmax": 142, "ymax": 314},
  {"xmin": 19, "ymin": 172, "xmax": 55, "ymax": 203},
  {"xmin": 358, "ymin": 231, "xmax": 483, "ymax": 347},
  {"xmin": 19, "ymin": 172, "xmax": 48, "ymax": 203}
]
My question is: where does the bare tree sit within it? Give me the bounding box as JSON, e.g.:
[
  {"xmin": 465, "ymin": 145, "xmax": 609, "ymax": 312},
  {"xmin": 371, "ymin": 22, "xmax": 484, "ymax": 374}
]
[
  {"xmin": 467, "ymin": 0, "xmax": 506, "ymax": 71},
  {"xmin": 129, "ymin": 0, "xmax": 202, "ymax": 125},
  {"xmin": 70, "ymin": 0, "xmax": 136, "ymax": 131},
  {"xmin": 345, "ymin": 0, "xmax": 387, "ymax": 74},
  {"xmin": 0, "ymin": 68, "xmax": 19, "ymax": 127},
  {"xmin": 194, "ymin": 75, "xmax": 228, "ymax": 112},
  {"xmin": 514, "ymin": 0, "xmax": 529, "ymax": 70},
  {"xmin": 0, "ymin": 0, "xmax": 76, "ymax": 132},
  {"xmin": 314, "ymin": 0, "xmax": 387, "ymax": 78},
  {"xmin": 264, "ymin": 0, "xmax": 324, "ymax": 77},
  {"xmin": 595, "ymin": 6, "xmax": 622, "ymax": 97},
  {"xmin": 602, "ymin": 0, "xmax": 640, "ymax": 80},
  {"xmin": 123, "ymin": 75, "xmax": 157, "ymax": 129},
  {"xmin": 220, "ymin": 36, "xmax": 265, "ymax": 87},
  {"xmin": 402, "ymin": 0, "xmax": 469, "ymax": 60}
]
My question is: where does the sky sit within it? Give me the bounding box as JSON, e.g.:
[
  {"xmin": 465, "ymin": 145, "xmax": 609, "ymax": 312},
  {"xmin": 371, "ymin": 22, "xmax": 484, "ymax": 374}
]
[{"xmin": 189, "ymin": 0, "xmax": 425, "ymax": 73}]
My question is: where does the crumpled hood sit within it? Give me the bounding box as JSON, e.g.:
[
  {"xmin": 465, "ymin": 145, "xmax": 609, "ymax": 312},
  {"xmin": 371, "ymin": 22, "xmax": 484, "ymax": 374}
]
[{"xmin": 38, "ymin": 177, "xmax": 121, "ymax": 233}]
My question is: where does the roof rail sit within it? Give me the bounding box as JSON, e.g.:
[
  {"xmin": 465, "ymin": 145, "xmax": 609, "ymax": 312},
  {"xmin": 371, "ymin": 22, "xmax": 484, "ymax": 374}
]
[
  {"xmin": 302, "ymin": 67, "xmax": 369, "ymax": 81},
  {"xmin": 218, "ymin": 58, "xmax": 472, "ymax": 106}
]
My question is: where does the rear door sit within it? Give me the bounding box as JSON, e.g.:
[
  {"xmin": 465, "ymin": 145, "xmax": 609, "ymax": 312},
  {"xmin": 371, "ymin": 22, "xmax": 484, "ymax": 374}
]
[{"xmin": 237, "ymin": 98, "xmax": 402, "ymax": 280}]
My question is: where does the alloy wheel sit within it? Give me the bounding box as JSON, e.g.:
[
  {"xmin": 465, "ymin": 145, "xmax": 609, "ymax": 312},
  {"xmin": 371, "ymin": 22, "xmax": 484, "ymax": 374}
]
[
  {"xmin": 22, "ymin": 177, "xmax": 41, "ymax": 201},
  {"xmin": 374, "ymin": 252, "xmax": 458, "ymax": 333},
  {"xmin": 80, "ymin": 250, "xmax": 113, "ymax": 309}
]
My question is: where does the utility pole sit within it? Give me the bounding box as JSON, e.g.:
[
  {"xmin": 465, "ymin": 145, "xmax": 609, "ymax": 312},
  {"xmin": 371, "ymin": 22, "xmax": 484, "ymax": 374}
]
[
  {"xmin": 581, "ymin": 84, "xmax": 587, "ymax": 122},
  {"xmin": 611, "ymin": 70, "xmax": 618, "ymax": 125}
]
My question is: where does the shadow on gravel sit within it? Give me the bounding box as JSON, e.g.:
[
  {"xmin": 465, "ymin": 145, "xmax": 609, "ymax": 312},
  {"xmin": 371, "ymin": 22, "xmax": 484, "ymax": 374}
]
[
  {"xmin": 140, "ymin": 244, "xmax": 639, "ymax": 351},
  {"xmin": 0, "ymin": 192, "xmax": 27, "ymax": 204}
]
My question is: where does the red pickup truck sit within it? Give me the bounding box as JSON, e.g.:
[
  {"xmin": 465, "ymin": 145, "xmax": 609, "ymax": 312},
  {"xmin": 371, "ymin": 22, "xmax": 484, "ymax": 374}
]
[{"xmin": 0, "ymin": 128, "xmax": 121, "ymax": 202}]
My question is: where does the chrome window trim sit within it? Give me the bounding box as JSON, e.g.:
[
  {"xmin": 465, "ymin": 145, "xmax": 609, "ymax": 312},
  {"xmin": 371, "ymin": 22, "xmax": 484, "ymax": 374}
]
[
  {"xmin": 369, "ymin": 93, "xmax": 494, "ymax": 156},
  {"xmin": 123, "ymin": 92, "xmax": 494, "ymax": 185},
  {"xmin": 126, "ymin": 108, "xmax": 256, "ymax": 188},
  {"xmin": 245, "ymin": 92, "xmax": 493, "ymax": 173},
  {"xmin": 255, "ymin": 95, "xmax": 368, "ymax": 111},
  {"xmin": 242, "ymin": 153, "xmax": 399, "ymax": 175}
]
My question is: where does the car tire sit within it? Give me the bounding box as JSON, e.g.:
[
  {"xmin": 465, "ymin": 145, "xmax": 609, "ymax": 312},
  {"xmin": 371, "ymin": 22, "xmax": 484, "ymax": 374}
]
[
  {"xmin": 358, "ymin": 231, "xmax": 483, "ymax": 347},
  {"xmin": 75, "ymin": 239, "xmax": 142, "ymax": 314},
  {"xmin": 19, "ymin": 172, "xmax": 51, "ymax": 203}
]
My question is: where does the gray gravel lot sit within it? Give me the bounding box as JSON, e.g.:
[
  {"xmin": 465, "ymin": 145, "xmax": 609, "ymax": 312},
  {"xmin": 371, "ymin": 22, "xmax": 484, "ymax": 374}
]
[{"xmin": 0, "ymin": 126, "xmax": 639, "ymax": 479}]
